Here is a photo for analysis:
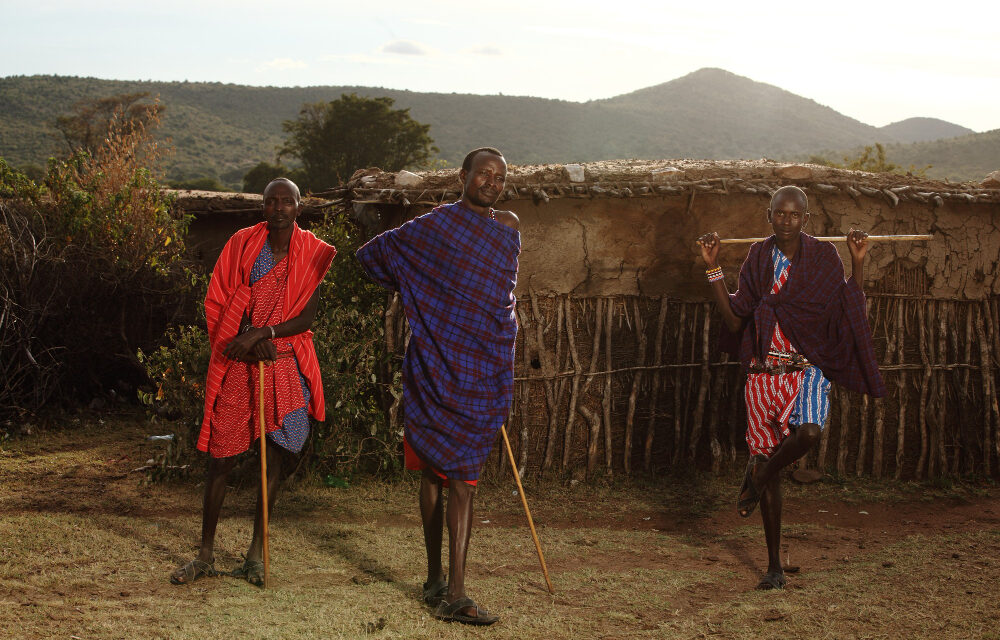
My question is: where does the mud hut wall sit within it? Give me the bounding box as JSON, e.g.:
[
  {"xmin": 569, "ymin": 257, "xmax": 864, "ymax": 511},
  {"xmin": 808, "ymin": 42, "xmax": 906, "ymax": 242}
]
[
  {"xmin": 179, "ymin": 190, "xmax": 1000, "ymax": 480},
  {"xmin": 374, "ymin": 194, "xmax": 1000, "ymax": 480}
]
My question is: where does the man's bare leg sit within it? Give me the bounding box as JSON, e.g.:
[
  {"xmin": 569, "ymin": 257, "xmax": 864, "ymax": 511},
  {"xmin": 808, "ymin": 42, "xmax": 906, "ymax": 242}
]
[
  {"xmin": 171, "ymin": 454, "xmax": 237, "ymax": 583},
  {"xmin": 740, "ymin": 423, "xmax": 821, "ymax": 506},
  {"xmin": 244, "ymin": 438, "xmax": 288, "ymax": 564},
  {"xmin": 445, "ymin": 480, "xmax": 480, "ymax": 616},
  {"xmin": 752, "ymin": 423, "xmax": 821, "ymax": 589},
  {"xmin": 756, "ymin": 423, "xmax": 821, "ymax": 487},
  {"xmin": 199, "ymin": 455, "xmax": 239, "ymax": 560},
  {"xmin": 420, "ymin": 469, "xmax": 446, "ymax": 593},
  {"xmin": 758, "ymin": 474, "xmax": 784, "ymax": 579}
]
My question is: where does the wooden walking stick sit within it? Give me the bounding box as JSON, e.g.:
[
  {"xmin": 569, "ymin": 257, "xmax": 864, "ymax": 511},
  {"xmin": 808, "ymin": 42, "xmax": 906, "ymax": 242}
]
[
  {"xmin": 258, "ymin": 361, "xmax": 271, "ymax": 589},
  {"xmin": 500, "ymin": 424, "xmax": 555, "ymax": 594},
  {"xmin": 702, "ymin": 234, "xmax": 933, "ymax": 245}
]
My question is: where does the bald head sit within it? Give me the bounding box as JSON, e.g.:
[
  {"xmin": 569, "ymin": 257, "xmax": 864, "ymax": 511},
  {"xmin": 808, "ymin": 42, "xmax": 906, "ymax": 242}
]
[
  {"xmin": 264, "ymin": 177, "xmax": 301, "ymax": 203},
  {"xmin": 770, "ymin": 185, "xmax": 808, "ymax": 212}
]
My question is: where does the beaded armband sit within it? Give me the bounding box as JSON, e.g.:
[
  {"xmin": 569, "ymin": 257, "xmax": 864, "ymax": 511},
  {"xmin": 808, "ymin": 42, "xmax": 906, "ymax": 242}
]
[{"xmin": 706, "ymin": 266, "xmax": 724, "ymax": 283}]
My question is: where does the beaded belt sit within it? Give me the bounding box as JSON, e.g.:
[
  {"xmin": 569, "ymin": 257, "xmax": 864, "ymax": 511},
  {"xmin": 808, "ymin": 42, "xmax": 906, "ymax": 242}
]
[{"xmin": 750, "ymin": 350, "xmax": 811, "ymax": 375}]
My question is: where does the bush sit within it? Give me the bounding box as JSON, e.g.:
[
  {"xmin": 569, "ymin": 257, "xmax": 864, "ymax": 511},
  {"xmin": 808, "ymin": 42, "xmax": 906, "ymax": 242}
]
[{"xmin": 0, "ymin": 108, "xmax": 195, "ymax": 418}]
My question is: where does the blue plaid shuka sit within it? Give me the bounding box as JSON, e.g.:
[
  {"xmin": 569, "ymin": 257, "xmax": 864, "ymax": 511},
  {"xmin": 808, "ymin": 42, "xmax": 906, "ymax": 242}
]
[{"xmin": 356, "ymin": 201, "xmax": 521, "ymax": 481}]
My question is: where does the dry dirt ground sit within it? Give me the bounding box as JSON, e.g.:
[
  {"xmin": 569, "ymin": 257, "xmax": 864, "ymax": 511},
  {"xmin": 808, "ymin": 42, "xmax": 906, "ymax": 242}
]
[{"xmin": 2, "ymin": 409, "xmax": 999, "ymax": 640}]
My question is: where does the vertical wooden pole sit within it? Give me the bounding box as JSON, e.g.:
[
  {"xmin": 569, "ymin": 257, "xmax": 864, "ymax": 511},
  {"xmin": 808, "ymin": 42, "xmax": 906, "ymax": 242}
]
[
  {"xmin": 688, "ymin": 304, "xmax": 712, "ymax": 461},
  {"xmin": 643, "ymin": 297, "xmax": 669, "ymax": 472},
  {"xmin": 624, "ymin": 299, "xmax": 646, "ymax": 474},
  {"xmin": 258, "ymin": 361, "xmax": 270, "ymax": 590},
  {"xmin": 916, "ymin": 303, "xmax": 931, "ymax": 479},
  {"xmin": 936, "ymin": 301, "xmax": 949, "ymax": 476},
  {"xmin": 836, "ymin": 388, "xmax": 851, "ymax": 477},
  {"xmin": 671, "ymin": 303, "xmax": 687, "ymax": 466},
  {"xmin": 602, "ymin": 299, "xmax": 614, "ymax": 472},
  {"xmin": 894, "ymin": 301, "xmax": 907, "ymax": 480}
]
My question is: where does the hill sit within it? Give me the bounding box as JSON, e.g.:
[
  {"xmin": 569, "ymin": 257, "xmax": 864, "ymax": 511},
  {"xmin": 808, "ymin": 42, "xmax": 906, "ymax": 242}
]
[
  {"xmin": 878, "ymin": 117, "xmax": 975, "ymax": 143},
  {"xmin": 882, "ymin": 129, "xmax": 1000, "ymax": 182},
  {"xmin": 0, "ymin": 70, "xmax": 991, "ymax": 188}
]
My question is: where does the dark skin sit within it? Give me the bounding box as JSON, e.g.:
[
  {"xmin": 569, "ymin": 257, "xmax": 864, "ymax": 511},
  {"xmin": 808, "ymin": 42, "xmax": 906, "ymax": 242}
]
[
  {"xmin": 419, "ymin": 150, "xmax": 517, "ymax": 618},
  {"xmin": 172, "ymin": 179, "xmax": 320, "ymax": 583},
  {"xmin": 697, "ymin": 188, "xmax": 870, "ymax": 584}
]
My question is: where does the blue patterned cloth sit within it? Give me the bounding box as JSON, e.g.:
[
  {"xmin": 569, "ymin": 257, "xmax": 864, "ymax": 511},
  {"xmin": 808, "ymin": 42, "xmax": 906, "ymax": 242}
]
[
  {"xmin": 771, "ymin": 246, "xmax": 832, "ymax": 430},
  {"xmin": 357, "ymin": 201, "xmax": 520, "ymax": 481},
  {"xmin": 250, "ymin": 242, "xmax": 311, "ymax": 453}
]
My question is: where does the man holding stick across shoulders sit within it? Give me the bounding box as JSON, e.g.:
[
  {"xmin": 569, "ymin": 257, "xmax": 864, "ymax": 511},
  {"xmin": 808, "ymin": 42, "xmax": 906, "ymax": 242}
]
[
  {"xmin": 697, "ymin": 185, "xmax": 886, "ymax": 590},
  {"xmin": 170, "ymin": 178, "xmax": 336, "ymax": 587},
  {"xmin": 356, "ymin": 147, "xmax": 519, "ymax": 625}
]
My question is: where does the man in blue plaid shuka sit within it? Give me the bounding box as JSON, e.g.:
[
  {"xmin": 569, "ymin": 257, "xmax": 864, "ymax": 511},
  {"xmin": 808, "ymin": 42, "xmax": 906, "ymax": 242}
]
[{"xmin": 356, "ymin": 147, "xmax": 519, "ymax": 626}]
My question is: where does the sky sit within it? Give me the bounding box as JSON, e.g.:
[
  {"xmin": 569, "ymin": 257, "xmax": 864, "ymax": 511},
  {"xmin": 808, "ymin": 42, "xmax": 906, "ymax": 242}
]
[{"xmin": 3, "ymin": 0, "xmax": 999, "ymax": 132}]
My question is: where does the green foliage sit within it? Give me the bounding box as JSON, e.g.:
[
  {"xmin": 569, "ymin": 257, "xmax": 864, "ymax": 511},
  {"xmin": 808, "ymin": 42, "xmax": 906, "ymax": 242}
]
[
  {"xmin": 279, "ymin": 93, "xmax": 438, "ymax": 192},
  {"xmin": 810, "ymin": 143, "xmax": 932, "ymax": 177},
  {"xmin": 307, "ymin": 208, "xmax": 399, "ymax": 475},
  {"xmin": 137, "ymin": 324, "xmax": 211, "ymax": 422},
  {"xmin": 842, "ymin": 143, "xmax": 902, "ymax": 173},
  {"xmin": 136, "ymin": 324, "xmax": 211, "ymax": 479},
  {"xmin": 0, "ymin": 159, "xmax": 41, "ymax": 201},
  {"xmin": 41, "ymin": 114, "xmax": 188, "ymax": 277},
  {"xmin": 242, "ymin": 161, "xmax": 295, "ymax": 194}
]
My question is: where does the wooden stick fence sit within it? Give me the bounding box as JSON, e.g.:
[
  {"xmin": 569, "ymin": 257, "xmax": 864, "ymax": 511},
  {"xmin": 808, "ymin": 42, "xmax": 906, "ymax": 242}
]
[{"xmin": 382, "ymin": 291, "xmax": 1000, "ymax": 481}]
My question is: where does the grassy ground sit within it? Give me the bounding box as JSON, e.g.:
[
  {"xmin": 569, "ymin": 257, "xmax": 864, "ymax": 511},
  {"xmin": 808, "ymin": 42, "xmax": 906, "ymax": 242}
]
[{"xmin": 2, "ymin": 409, "xmax": 999, "ymax": 639}]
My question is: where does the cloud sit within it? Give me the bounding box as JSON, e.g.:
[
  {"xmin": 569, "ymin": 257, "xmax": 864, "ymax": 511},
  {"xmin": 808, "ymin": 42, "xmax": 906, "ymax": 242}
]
[
  {"xmin": 257, "ymin": 58, "xmax": 307, "ymax": 71},
  {"xmin": 380, "ymin": 40, "xmax": 432, "ymax": 56},
  {"xmin": 468, "ymin": 45, "xmax": 502, "ymax": 56}
]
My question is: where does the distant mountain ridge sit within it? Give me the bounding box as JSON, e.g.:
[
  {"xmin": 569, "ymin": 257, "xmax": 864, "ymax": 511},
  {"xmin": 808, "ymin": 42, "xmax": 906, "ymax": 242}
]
[
  {"xmin": 878, "ymin": 117, "xmax": 975, "ymax": 143},
  {"xmin": 0, "ymin": 70, "xmax": 994, "ymax": 188}
]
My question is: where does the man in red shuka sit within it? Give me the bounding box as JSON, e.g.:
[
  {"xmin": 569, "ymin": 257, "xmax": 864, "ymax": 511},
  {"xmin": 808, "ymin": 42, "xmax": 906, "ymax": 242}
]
[{"xmin": 170, "ymin": 178, "xmax": 335, "ymax": 587}]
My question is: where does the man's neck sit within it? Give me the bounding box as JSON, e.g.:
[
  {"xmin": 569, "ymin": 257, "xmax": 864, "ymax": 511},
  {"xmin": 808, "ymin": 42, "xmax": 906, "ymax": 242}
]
[
  {"xmin": 268, "ymin": 225, "xmax": 293, "ymax": 252},
  {"xmin": 775, "ymin": 234, "xmax": 801, "ymax": 261},
  {"xmin": 460, "ymin": 196, "xmax": 491, "ymax": 217}
]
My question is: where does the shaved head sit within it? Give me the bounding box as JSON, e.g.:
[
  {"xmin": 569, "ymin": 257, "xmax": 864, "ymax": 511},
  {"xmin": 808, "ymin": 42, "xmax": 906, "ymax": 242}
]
[
  {"xmin": 770, "ymin": 185, "xmax": 808, "ymax": 211},
  {"xmin": 264, "ymin": 177, "xmax": 301, "ymax": 202}
]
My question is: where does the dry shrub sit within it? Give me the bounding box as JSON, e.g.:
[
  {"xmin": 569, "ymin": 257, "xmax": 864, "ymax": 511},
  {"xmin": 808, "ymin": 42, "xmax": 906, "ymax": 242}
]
[{"xmin": 0, "ymin": 107, "xmax": 194, "ymax": 423}]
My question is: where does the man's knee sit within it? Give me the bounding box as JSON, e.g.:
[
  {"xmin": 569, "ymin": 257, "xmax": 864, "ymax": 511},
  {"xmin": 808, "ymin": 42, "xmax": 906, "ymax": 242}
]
[
  {"xmin": 798, "ymin": 423, "xmax": 822, "ymax": 446},
  {"xmin": 207, "ymin": 455, "xmax": 237, "ymax": 477}
]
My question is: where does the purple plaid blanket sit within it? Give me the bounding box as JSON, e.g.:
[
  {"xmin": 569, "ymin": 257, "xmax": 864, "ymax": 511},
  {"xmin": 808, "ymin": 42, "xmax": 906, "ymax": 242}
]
[
  {"xmin": 356, "ymin": 201, "xmax": 521, "ymax": 480},
  {"xmin": 726, "ymin": 233, "xmax": 886, "ymax": 397}
]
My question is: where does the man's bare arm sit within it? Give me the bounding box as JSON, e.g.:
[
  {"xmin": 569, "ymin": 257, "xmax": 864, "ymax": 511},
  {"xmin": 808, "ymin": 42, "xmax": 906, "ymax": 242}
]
[{"xmin": 696, "ymin": 232, "xmax": 743, "ymax": 333}]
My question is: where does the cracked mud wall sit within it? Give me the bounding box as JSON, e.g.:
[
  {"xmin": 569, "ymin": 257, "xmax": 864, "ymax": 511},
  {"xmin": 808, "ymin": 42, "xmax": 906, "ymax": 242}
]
[
  {"xmin": 182, "ymin": 192, "xmax": 999, "ymax": 299},
  {"xmin": 511, "ymin": 194, "xmax": 1000, "ymax": 300}
]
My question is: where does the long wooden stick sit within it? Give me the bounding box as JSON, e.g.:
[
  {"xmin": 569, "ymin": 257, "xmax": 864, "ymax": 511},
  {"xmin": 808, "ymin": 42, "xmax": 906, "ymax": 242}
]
[
  {"xmin": 258, "ymin": 361, "xmax": 271, "ymax": 589},
  {"xmin": 705, "ymin": 234, "xmax": 933, "ymax": 245},
  {"xmin": 500, "ymin": 425, "xmax": 554, "ymax": 594}
]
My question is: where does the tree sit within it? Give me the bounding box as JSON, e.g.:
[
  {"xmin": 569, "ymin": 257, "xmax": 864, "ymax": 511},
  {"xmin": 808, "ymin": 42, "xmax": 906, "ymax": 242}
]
[
  {"xmin": 279, "ymin": 94, "xmax": 438, "ymax": 192},
  {"xmin": 842, "ymin": 143, "xmax": 901, "ymax": 173},
  {"xmin": 54, "ymin": 92, "xmax": 164, "ymax": 155},
  {"xmin": 241, "ymin": 161, "xmax": 296, "ymax": 194}
]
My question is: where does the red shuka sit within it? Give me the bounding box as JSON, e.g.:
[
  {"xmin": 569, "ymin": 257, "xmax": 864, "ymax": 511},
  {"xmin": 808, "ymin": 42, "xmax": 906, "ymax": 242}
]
[{"xmin": 198, "ymin": 221, "xmax": 336, "ymax": 454}]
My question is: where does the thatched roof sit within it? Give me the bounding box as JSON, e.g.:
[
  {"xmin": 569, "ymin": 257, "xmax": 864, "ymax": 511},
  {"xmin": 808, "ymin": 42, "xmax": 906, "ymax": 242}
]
[
  {"xmin": 167, "ymin": 189, "xmax": 326, "ymax": 219},
  {"xmin": 316, "ymin": 159, "xmax": 1000, "ymax": 209}
]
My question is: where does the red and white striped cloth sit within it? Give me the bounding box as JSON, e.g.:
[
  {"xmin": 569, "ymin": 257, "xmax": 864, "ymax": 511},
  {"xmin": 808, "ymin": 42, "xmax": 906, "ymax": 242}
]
[
  {"xmin": 744, "ymin": 249, "xmax": 804, "ymax": 456},
  {"xmin": 198, "ymin": 222, "xmax": 335, "ymax": 456}
]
